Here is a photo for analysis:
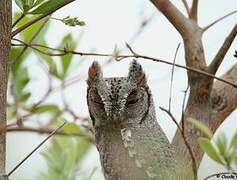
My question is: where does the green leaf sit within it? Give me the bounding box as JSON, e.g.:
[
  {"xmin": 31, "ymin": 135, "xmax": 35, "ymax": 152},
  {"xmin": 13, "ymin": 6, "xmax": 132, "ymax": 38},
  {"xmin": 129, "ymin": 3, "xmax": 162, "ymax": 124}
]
[
  {"xmin": 215, "ymin": 132, "xmax": 228, "ymax": 155},
  {"xmin": 12, "ymin": 66, "xmax": 31, "ymax": 103},
  {"xmin": 10, "ymin": 47, "xmax": 30, "ymax": 75},
  {"xmin": 15, "ymin": 0, "xmax": 24, "ymax": 11},
  {"xmin": 15, "ymin": 0, "xmax": 36, "ymax": 13},
  {"xmin": 189, "ymin": 118, "xmax": 213, "ymax": 139},
  {"xmin": 35, "ymin": 43, "xmax": 62, "ymax": 79},
  {"xmin": 29, "ymin": 0, "xmax": 69, "ymax": 15},
  {"xmin": 61, "ymin": 123, "xmax": 83, "ymax": 134},
  {"xmin": 31, "ymin": 104, "xmax": 59, "ymax": 114},
  {"xmin": 60, "ymin": 34, "xmax": 74, "ymax": 77},
  {"xmin": 39, "ymin": 135, "xmax": 92, "ymax": 180},
  {"xmin": 198, "ymin": 137, "xmax": 225, "ymax": 165},
  {"xmin": 234, "ymin": 155, "xmax": 237, "ymax": 167},
  {"xmin": 27, "ymin": 0, "xmax": 35, "ymax": 8},
  {"xmin": 13, "ymin": 12, "xmax": 49, "ymax": 42},
  {"xmin": 230, "ymin": 132, "xmax": 237, "ymax": 149},
  {"xmin": 61, "ymin": 16, "xmax": 86, "ymax": 27},
  {"xmin": 33, "ymin": 0, "xmax": 46, "ymax": 7}
]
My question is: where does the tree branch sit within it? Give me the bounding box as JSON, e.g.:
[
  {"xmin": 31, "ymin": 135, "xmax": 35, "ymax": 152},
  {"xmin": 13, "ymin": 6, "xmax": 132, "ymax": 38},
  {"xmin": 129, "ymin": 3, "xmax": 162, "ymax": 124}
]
[
  {"xmin": 181, "ymin": 0, "xmax": 190, "ymax": 16},
  {"xmin": 11, "ymin": 0, "xmax": 75, "ymax": 38},
  {"xmin": 210, "ymin": 63, "xmax": 237, "ymax": 133},
  {"xmin": 6, "ymin": 126, "xmax": 90, "ymax": 138},
  {"xmin": 7, "ymin": 122, "xmax": 66, "ymax": 177},
  {"xmin": 11, "ymin": 17, "xmax": 50, "ymax": 66},
  {"xmin": 11, "ymin": 39, "xmax": 237, "ymax": 88},
  {"xmin": 202, "ymin": 10, "xmax": 237, "ymax": 32},
  {"xmin": 159, "ymin": 107, "xmax": 197, "ymax": 179},
  {"xmin": 149, "ymin": 0, "xmax": 191, "ymax": 37},
  {"xmin": 12, "ymin": 13, "xmax": 25, "ymax": 28},
  {"xmin": 208, "ymin": 23, "xmax": 237, "ymax": 74},
  {"xmin": 189, "ymin": 0, "xmax": 198, "ymax": 21}
]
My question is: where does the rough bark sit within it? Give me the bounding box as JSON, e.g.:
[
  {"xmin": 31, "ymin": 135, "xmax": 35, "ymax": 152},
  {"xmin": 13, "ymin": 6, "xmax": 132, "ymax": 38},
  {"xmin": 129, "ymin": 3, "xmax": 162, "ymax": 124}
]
[
  {"xmin": 0, "ymin": 0, "xmax": 12, "ymax": 174},
  {"xmin": 149, "ymin": 0, "xmax": 237, "ymax": 171},
  {"xmin": 210, "ymin": 64, "xmax": 237, "ymax": 132}
]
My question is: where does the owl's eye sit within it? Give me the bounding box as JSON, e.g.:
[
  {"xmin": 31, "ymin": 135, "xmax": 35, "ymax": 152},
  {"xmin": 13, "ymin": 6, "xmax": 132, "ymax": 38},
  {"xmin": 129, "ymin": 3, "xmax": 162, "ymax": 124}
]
[{"xmin": 127, "ymin": 90, "xmax": 142, "ymax": 105}]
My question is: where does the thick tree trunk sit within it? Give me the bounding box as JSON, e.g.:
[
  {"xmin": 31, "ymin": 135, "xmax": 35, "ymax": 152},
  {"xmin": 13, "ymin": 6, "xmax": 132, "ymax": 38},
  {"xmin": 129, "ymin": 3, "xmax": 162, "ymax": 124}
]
[
  {"xmin": 0, "ymin": 0, "xmax": 12, "ymax": 174},
  {"xmin": 150, "ymin": 0, "xmax": 237, "ymax": 174}
]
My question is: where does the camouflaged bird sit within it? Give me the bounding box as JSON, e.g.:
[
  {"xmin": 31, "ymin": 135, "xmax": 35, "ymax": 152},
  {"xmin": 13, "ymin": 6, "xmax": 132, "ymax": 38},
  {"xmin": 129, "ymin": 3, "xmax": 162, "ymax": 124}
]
[{"xmin": 87, "ymin": 60, "xmax": 193, "ymax": 180}]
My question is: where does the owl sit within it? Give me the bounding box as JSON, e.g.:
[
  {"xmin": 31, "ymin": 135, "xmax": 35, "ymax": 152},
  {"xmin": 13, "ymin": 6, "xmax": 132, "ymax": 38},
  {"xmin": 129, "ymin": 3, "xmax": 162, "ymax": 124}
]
[{"xmin": 86, "ymin": 60, "xmax": 192, "ymax": 180}]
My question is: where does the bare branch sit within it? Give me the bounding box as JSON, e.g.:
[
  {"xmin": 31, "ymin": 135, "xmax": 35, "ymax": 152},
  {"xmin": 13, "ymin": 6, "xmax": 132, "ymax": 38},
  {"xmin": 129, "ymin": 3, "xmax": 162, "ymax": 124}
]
[
  {"xmin": 181, "ymin": 86, "xmax": 189, "ymax": 132},
  {"xmin": 125, "ymin": 43, "xmax": 139, "ymax": 56},
  {"xmin": 181, "ymin": 0, "xmax": 190, "ymax": 15},
  {"xmin": 149, "ymin": 0, "xmax": 191, "ymax": 37},
  {"xmin": 208, "ymin": 24, "xmax": 237, "ymax": 74},
  {"xmin": 169, "ymin": 43, "xmax": 181, "ymax": 111},
  {"xmin": 7, "ymin": 121, "xmax": 66, "ymax": 177},
  {"xmin": 202, "ymin": 10, "xmax": 237, "ymax": 32},
  {"xmin": 12, "ymin": 40, "xmax": 237, "ymax": 88},
  {"xmin": 189, "ymin": 0, "xmax": 199, "ymax": 21},
  {"xmin": 159, "ymin": 107, "xmax": 197, "ymax": 179},
  {"xmin": 11, "ymin": 0, "xmax": 75, "ymax": 37},
  {"xmin": 6, "ymin": 126, "xmax": 89, "ymax": 137}
]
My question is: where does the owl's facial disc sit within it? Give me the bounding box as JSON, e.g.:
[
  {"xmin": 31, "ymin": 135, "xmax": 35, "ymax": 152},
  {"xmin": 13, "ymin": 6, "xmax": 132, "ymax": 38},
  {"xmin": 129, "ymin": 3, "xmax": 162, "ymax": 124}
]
[{"xmin": 87, "ymin": 60, "xmax": 149, "ymax": 127}]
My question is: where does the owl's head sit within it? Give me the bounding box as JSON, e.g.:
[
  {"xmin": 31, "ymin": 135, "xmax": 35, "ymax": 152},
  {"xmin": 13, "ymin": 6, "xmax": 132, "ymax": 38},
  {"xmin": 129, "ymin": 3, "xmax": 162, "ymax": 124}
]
[{"xmin": 87, "ymin": 60, "xmax": 151, "ymax": 128}]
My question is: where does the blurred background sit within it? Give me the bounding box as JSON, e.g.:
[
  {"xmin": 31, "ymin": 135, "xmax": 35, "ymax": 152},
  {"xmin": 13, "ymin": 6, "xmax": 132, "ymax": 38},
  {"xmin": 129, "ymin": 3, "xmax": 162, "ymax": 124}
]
[{"xmin": 7, "ymin": 0, "xmax": 237, "ymax": 179}]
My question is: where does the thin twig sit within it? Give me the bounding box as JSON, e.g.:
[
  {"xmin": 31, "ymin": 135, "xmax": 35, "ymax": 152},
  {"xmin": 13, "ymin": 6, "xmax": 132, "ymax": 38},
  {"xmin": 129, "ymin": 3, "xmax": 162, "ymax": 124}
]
[
  {"xmin": 6, "ymin": 126, "xmax": 89, "ymax": 137},
  {"xmin": 181, "ymin": 0, "xmax": 190, "ymax": 15},
  {"xmin": 11, "ymin": 17, "xmax": 50, "ymax": 66},
  {"xmin": 12, "ymin": 13, "xmax": 25, "ymax": 28},
  {"xmin": 159, "ymin": 107, "xmax": 197, "ymax": 179},
  {"xmin": 202, "ymin": 10, "xmax": 237, "ymax": 32},
  {"xmin": 11, "ymin": 39, "xmax": 237, "ymax": 88},
  {"xmin": 7, "ymin": 121, "xmax": 67, "ymax": 177},
  {"xmin": 208, "ymin": 23, "xmax": 237, "ymax": 74},
  {"xmin": 11, "ymin": 0, "xmax": 75, "ymax": 37},
  {"xmin": 125, "ymin": 43, "xmax": 139, "ymax": 56},
  {"xmin": 169, "ymin": 43, "xmax": 181, "ymax": 111},
  {"xmin": 181, "ymin": 86, "xmax": 189, "ymax": 133}
]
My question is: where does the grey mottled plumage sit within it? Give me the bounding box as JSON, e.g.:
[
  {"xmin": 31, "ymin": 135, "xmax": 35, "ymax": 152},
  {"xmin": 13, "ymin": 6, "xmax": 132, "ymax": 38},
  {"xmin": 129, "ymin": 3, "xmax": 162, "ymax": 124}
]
[{"xmin": 86, "ymin": 60, "xmax": 192, "ymax": 180}]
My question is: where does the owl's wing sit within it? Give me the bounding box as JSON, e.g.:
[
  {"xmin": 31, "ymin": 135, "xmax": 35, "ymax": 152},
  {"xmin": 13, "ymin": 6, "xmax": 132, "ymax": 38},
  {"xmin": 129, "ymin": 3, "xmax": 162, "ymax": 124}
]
[{"xmin": 120, "ymin": 126, "xmax": 179, "ymax": 179}]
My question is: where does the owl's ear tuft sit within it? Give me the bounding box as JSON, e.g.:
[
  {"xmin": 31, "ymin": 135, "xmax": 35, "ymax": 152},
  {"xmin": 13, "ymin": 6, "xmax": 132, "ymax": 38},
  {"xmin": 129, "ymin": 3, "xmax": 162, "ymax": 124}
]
[
  {"xmin": 128, "ymin": 60, "xmax": 147, "ymax": 86},
  {"xmin": 87, "ymin": 61, "xmax": 103, "ymax": 85}
]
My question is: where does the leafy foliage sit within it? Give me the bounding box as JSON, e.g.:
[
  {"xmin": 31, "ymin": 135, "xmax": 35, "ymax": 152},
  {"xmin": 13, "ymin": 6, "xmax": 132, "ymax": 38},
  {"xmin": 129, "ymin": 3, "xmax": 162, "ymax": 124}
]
[
  {"xmin": 39, "ymin": 135, "xmax": 92, "ymax": 180},
  {"xmin": 189, "ymin": 118, "xmax": 212, "ymax": 138},
  {"xmin": 10, "ymin": 2, "xmax": 94, "ymax": 179},
  {"xmin": 14, "ymin": 0, "xmax": 70, "ymax": 15},
  {"xmin": 30, "ymin": 0, "xmax": 69, "ymax": 15},
  {"xmin": 190, "ymin": 118, "xmax": 237, "ymax": 170},
  {"xmin": 61, "ymin": 16, "xmax": 86, "ymax": 27}
]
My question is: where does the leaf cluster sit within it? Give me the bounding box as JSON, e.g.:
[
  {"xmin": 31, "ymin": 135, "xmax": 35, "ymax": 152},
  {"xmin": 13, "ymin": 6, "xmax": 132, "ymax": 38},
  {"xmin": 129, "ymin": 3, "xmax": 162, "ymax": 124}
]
[{"xmin": 190, "ymin": 118, "xmax": 237, "ymax": 170}]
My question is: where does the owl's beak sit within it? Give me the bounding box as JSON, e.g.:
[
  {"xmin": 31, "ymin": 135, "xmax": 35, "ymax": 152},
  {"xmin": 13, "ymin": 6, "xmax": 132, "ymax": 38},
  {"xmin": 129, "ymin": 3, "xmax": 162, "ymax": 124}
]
[{"xmin": 104, "ymin": 104, "xmax": 124, "ymax": 121}]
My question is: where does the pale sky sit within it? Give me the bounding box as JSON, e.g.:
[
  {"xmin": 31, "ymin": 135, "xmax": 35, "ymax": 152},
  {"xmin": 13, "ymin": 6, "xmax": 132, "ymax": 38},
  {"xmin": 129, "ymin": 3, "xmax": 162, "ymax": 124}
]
[{"xmin": 7, "ymin": 0, "xmax": 237, "ymax": 179}]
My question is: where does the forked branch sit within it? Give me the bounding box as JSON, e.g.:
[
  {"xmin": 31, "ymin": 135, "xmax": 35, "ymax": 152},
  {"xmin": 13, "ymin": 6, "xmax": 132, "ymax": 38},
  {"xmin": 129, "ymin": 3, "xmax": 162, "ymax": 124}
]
[
  {"xmin": 11, "ymin": 39, "xmax": 237, "ymax": 88},
  {"xmin": 189, "ymin": 0, "xmax": 198, "ymax": 21},
  {"xmin": 181, "ymin": 0, "xmax": 190, "ymax": 15},
  {"xmin": 11, "ymin": 0, "xmax": 75, "ymax": 37},
  {"xmin": 208, "ymin": 23, "xmax": 237, "ymax": 74},
  {"xmin": 149, "ymin": 0, "xmax": 190, "ymax": 37},
  {"xmin": 202, "ymin": 10, "xmax": 237, "ymax": 32},
  {"xmin": 159, "ymin": 107, "xmax": 197, "ymax": 179}
]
